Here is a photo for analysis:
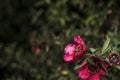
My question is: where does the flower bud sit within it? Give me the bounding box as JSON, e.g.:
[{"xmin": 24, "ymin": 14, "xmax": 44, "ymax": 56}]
[{"xmin": 108, "ymin": 51, "xmax": 120, "ymax": 65}]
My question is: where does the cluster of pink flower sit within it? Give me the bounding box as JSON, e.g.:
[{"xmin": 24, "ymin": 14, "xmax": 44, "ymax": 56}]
[{"xmin": 63, "ymin": 35, "xmax": 120, "ymax": 80}]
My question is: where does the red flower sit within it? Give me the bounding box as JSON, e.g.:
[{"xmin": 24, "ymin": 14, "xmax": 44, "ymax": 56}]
[
  {"xmin": 64, "ymin": 35, "xmax": 86, "ymax": 62},
  {"xmin": 78, "ymin": 56, "xmax": 109, "ymax": 80}
]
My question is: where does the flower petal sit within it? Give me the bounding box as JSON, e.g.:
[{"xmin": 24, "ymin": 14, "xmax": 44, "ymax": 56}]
[
  {"xmin": 64, "ymin": 44, "xmax": 76, "ymax": 55},
  {"xmin": 74, "ymin": 35, "xmax": 86, "ymax": 51},
  {"xmin": 78, "ymin": 67, "xmax": 90, "ymax": 79},
  {"xmin": 80, "ymin": 61, "xmax": 88, "ymax": 70},
  {"xmin": 99, "ymin": 69, "xmax": 106, "ymax": 75},
  {"xmin": 77, "ymin": 51, "xmax": 84, "ymax": 57},
  {"xmin": 74, "ymin": 35, "xmax": 84, "ymax": 45},
  {"xmin": 102, "ymin": 61, "xmax": 111, "ymax": 67},
  {"xmin": 91, "ymin": 56, "xmax": 101, "ymax": 62},
  {"xmin": 90, "ymin": 73, "xmax": 100, "ymax": 80},
  {"xmin": 63, "ymin": 54, "xmax": 73, "ymax": 62}
]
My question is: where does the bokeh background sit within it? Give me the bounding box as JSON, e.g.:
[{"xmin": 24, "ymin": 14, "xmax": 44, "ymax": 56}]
[{"xmin": 0, "ymin": 0, "xmax": 120, "ymax": 80}]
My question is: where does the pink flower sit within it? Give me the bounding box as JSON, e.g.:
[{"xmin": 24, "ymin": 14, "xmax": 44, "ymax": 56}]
[
  {"xmin": 32, "ymin": 46, "xmax": 41, "ymax": 53},
  {"xmin": 64, "ymin": 35, "xmax": 86, "ymax": 62},
  {"xmin": 78, "ymin": 56, "xmax": 109, "ymax": 80}
]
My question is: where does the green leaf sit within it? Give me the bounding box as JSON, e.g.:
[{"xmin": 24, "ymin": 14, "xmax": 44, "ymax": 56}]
[
  {"xmin": 102, "ymin": 47, "xmax": 109, "ymax": 54},
  {"xmin": 61, "ymin": 70, "xmax": 69, "ymax": 75},
  {"xmin": 116, "ymin": 66, "xmax": 120, "ymax": 69},
  {"xmin": 90, "ymin": 48, "xmax": 96, "ymax": 53},
  {"xmin": 102, "ymin": 38, "xmax": 110, "ymax": 54},
  {"xmin": 74, "ymin": 64, "xmax": 81, "ymax": 70},
  {"xmin": 74, "ymin": 58, "xmax": 86, "ymax": 70},
  {"xmin": 87, "ymin": 57, "xmax": 94, "ymax": 65}
]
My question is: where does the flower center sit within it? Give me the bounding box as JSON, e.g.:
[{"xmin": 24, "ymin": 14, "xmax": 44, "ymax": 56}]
[
  {"xmin": 87, "ymin": 62, "xmax": 100, "ymax": 73},
  {"xmin": 75, "ymin": 45, "xmax": 82, "ymax": 54},
  {"xmin": 109, "ymin": 54, "xmax": 119, "ymax": 64},
  {"xmin": 72, "ymin": 45, "xmax": 83, "ymax": 59}
]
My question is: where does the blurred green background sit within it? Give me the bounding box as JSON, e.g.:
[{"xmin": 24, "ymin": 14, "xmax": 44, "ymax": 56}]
[{"xmin": 0, "ymin": 0, "xmax": 120, "ymax": 80}]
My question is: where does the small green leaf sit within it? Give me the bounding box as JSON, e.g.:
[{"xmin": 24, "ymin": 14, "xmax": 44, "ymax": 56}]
[
  {"xmin": 74, "ymin": 65, "xmax": 81, "ymax": 70},
  {"xmin": 102, "ymin": 38, "xmax": 110, "ymax": 54},
  {"xmin": 90, "ymin": 48, "xmax": 96, "ymax": 53},
  {"xmin": 116, "ymin": 66, "xmax": 120, "ymax": 69},
  {"xmin": 61, "ymin": 70, "xmax": 68, "ymax": 75},
  {"xmin": 74, "ymin": 58, "xmax": 86, "ymax": 70},
  {"xmin": 87, "ymin": 57, "xmax": 95, "ymax": 65}
]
